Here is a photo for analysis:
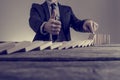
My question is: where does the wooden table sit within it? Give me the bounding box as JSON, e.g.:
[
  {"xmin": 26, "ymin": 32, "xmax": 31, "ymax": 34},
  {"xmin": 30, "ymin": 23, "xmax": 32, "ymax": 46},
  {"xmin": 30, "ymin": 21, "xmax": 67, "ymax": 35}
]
[{"xmin": 0, "ymin": 45, "xmax": 120, "ymax": 80}]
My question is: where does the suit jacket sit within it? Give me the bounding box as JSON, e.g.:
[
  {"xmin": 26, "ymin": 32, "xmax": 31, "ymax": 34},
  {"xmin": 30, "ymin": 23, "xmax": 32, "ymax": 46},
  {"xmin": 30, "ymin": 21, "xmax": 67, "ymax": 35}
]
[{"xmin": 29, "ymin": 2, "xmax": 85, "ymax": 41}]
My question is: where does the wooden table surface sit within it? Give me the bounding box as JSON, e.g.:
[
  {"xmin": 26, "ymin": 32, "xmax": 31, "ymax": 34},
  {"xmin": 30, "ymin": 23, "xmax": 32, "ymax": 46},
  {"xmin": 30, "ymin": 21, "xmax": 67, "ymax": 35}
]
[{"xmin": 0, "ymin": 45, "xmax": 120, "ymax": 80}]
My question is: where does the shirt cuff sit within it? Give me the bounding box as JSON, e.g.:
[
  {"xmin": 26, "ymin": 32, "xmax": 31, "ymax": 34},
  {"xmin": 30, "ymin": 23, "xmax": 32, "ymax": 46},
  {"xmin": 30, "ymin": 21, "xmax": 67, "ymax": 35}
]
[{"xmin": 40, "ymin": 22, "xmax": 48, "ymax": 35}]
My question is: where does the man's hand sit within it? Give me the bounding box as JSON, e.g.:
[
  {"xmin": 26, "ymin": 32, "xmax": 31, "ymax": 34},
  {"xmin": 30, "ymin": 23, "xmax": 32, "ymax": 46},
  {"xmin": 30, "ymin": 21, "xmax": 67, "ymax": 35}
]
[
  {"xmin": 83, "ymin": 20, "xmax": 98, "ymax": 34},
  {"xmin": 44, "ymin": 19, "xmax": 61, "ymax": 35}
]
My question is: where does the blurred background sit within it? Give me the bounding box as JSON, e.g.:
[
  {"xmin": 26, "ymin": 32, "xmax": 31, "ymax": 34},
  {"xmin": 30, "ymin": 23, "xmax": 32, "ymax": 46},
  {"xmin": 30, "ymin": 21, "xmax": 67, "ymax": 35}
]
[{"xmin": 0, "ymin": 0, "xmax": 120, "ymax": 43}]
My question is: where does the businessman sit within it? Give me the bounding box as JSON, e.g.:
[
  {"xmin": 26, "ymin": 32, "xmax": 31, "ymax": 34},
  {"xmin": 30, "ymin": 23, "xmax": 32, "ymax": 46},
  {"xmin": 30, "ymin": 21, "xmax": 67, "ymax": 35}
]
[{"xmin": 29, "ymin": 0, "xmax": 98, "ymax": 42}]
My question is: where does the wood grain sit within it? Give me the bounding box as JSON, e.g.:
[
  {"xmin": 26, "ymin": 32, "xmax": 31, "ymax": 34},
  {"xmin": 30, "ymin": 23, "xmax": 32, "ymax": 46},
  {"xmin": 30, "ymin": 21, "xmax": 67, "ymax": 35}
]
[{"xmin": 0, "ymin": 45, "xmax": 120, "ymax": 80}]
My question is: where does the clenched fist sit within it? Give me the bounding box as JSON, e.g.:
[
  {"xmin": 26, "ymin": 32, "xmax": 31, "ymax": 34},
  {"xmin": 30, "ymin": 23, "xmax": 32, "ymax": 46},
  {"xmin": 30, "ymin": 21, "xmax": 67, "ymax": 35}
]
[{"xmin": 44, "ymin": 19, "xmax": 61, "ymax": 35}]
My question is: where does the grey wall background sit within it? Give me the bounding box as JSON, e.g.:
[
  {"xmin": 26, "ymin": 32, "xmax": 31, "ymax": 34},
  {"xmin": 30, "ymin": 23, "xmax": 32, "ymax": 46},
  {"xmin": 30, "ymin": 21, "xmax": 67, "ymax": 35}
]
[{"xmin": 0, "ymin": 0, "xmax": 120, "ymax": 43}]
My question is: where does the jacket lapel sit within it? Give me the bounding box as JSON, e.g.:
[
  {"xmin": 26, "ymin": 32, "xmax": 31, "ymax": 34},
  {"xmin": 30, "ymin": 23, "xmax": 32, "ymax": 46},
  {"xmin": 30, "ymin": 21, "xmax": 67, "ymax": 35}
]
[
  {"xmin": 58, "ymin": 3, "xmax": 64, "ymax": 25},
  {"xmin": 41, "ymin": 2, "xmax": 51, "ymax": 40},
  {"xmin": 58, "ymin": 3, "xmax": 68, "ymax": 41},
  {"xmin": 42, "ymin": 2, "xmax": 50, "ymax": 21}
]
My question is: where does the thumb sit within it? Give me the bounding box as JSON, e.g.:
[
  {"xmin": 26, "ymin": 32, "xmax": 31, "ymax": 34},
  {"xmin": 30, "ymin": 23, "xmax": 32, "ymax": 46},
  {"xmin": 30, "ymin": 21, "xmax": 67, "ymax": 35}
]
[{"xmin": 50, "ymin": 10, "xmax": 56, "ymax": 19}]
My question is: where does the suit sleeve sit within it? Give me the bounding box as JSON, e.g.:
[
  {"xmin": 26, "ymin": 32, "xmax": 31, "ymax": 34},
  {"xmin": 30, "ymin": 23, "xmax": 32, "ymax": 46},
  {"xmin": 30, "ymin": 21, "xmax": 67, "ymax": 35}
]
[
  {"xmin": 29, "ymin": 4, "xmax": 45, "ymax": 33},
  {"xmin": 69, "ymin": 7, "xmax": 86, "ymax": 32}
]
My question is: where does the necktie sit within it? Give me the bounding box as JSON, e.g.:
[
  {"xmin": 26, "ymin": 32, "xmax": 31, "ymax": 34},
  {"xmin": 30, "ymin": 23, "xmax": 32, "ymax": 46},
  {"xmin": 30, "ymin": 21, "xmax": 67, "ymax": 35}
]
[{"xmin": 51, "ymin": 3, "xmax": 58, "ymax": 42}]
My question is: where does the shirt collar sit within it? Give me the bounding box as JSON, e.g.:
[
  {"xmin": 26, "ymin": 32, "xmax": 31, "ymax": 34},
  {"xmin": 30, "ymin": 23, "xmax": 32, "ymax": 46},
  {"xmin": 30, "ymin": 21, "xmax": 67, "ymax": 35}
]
[{"xmin": 46, "ymin": 0, "xmax": 58, "ymax": 6}]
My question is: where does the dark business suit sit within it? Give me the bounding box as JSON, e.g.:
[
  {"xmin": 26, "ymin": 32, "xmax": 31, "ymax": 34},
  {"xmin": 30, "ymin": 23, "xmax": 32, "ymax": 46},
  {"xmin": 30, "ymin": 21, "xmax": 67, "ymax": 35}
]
[{"xmin": 29, "ymin": 1, "xmax": 85, "ymax": 41}]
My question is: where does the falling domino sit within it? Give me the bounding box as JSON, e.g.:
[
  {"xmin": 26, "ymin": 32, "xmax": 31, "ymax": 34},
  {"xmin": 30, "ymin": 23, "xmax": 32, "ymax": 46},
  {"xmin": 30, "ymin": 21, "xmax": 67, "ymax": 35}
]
[
  {"xmin": 39, "ymin": 41, "xmax": 52, "ymax": 50},
  {"xmin": 0, "ymin": 42, "xmax": 16, "ymax": 54},
  {"xmin": 0, "ymin": 33, "xmax": 111, "ymax": 55},
  {"xmin": 24, "ymin": 41, "xmax": 44, "ymax": 52},
  {"xmin": 49, "ymin": 42, "xmax": 63, "ymax": 50},
  {"xmin": 6, "ymin": 41, "xmax": 31, "ymax": 54}
]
